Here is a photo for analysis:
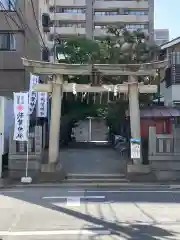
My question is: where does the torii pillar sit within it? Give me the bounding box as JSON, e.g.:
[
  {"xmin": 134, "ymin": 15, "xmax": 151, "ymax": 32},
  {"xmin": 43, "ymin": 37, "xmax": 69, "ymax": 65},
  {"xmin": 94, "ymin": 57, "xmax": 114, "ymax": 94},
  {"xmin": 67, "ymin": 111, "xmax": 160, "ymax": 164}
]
[
  {"xmin": 128, "ymin": 75, "xmax": 141, "ymax": 164},
  {"xmin": 48, "ymin": 74, "xmax": 63, "ymax": 165}
]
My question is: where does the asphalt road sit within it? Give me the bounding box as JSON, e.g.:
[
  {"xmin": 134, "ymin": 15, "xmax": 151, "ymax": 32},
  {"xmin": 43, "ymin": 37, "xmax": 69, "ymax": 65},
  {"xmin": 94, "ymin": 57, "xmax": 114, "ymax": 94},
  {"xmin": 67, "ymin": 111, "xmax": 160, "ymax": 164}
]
[{"xmin": 1, "ymin": 184, "xmax": 180, "ymax": 239}]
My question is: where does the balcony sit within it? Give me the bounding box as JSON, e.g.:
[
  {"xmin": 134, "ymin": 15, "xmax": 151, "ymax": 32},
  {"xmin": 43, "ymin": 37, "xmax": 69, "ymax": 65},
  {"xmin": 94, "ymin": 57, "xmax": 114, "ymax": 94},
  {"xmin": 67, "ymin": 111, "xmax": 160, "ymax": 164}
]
[
  {"xmin": 50, "ymin": 12, "xmax": 86, "ymax": 21},
  {"xmin": 94, "ymin": 14, "xmax": 149, "ymax": 23},
  {"xmin": 50, "ymin": 26, "xmax": 86, "ymax": 36},
  {"xmin": 49, "ymin": 0, "xmax": 86, "ymax": 7},
  {"xmin": 94, "ymin": 1, "xmax": 148, "ymax": 10},
  {"xmin": 94, "ymin": 28, "xmax": 111, "ymax": 37}
]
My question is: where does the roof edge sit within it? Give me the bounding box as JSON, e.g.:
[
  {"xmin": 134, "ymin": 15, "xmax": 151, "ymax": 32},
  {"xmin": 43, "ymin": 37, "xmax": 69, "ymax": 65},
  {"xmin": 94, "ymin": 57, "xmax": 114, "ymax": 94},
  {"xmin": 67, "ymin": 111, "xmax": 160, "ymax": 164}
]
[{"xmin": 161, "ymin": 36, "xmax": 180, "ymax": 50}]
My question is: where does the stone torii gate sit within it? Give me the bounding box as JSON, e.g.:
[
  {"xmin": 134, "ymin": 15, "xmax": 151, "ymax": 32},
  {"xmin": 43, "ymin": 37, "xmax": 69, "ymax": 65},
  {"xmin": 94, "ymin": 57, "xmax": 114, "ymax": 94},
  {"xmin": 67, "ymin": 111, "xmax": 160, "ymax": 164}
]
[{"xmin": 22, "ymin": 58, "xmax": 167, "ymax": 174}]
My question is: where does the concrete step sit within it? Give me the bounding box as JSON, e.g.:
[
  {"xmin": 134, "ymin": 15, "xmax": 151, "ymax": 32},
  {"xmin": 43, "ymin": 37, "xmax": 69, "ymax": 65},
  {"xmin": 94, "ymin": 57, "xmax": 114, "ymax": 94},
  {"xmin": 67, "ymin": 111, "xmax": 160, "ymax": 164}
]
[
  {"xmin": 63, "ymin": 173, "xmax": 129, "ymax": 186},
  {"xmin": 36, "ymin": 170, "xmax": 129, "ymax": 185},
  {"xmin": 64, "ymin": 179, "xmax": 128, "ymax": 184},
  {"xmin": 67, "ymin": 173, "xmax": 126, "ymax": 179},
  {"xmin": 52, "ymin": 182, "xmax": 129, "ymax": 187},
  {"xmin": 65, "ymin": 142, "xmax": 112, "ymax": 149}
]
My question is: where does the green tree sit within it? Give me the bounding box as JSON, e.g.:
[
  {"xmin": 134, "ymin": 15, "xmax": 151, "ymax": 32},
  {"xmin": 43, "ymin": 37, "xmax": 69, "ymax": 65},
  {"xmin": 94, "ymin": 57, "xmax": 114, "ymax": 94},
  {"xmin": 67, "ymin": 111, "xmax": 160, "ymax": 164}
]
[{"xmin": 56, "ymin": 27, "xmax": 159, "ymax": 142}]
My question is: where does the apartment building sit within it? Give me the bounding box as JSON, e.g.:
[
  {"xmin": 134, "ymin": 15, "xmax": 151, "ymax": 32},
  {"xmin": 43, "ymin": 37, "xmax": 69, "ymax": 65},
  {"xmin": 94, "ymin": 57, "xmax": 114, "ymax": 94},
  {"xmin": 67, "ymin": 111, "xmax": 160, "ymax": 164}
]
[
  {"xmin": 154, "ymin": 29, "xmax": 169, "ymax": 46},
  {"xmin": 0, "ymin": 0, "xmax": 41, "ymax": 96},
  {"xmin": 159, "ymin": 37, "xmax": 180, "ymax": 107},
  {"xmin": 41, "ymin": 0, "xmax": 154, "ymax": 59},
  {"xmin": 0, "ymin": 0, "xmax": 154, "ymax": 96}
]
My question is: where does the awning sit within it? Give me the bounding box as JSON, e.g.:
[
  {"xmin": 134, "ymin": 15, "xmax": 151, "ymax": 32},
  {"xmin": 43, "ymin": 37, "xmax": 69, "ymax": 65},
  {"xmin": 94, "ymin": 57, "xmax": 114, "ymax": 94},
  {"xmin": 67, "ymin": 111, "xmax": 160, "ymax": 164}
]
[{"xmin": 140, "ymin": 107, "xmax": 180, "ymax": 118}]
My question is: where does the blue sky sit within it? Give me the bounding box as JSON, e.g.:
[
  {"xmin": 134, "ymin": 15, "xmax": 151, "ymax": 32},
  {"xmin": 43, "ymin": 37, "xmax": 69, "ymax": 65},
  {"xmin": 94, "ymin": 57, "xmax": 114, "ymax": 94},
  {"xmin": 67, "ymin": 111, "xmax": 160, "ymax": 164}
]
[{"xmin": 155, "ymin": 0, "xmax": 179, "ymax": 40}]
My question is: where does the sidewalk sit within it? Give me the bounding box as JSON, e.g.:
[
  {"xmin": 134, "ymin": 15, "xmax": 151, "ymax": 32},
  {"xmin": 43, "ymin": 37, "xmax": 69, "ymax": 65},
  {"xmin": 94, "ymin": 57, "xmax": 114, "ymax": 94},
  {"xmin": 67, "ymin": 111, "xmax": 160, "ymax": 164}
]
[
  {"xmin": 0, "ymin": 178, "xmax": 17, "ymax": 189},
  {"xmin": 1, "ymin": 178, "xmax": 180, "ymax": 190}
]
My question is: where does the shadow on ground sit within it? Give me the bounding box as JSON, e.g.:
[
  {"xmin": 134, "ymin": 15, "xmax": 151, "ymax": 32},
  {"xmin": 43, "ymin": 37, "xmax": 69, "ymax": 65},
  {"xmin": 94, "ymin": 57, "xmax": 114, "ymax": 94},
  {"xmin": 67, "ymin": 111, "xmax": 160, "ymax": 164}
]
[{"xmin": 1, "ymin": 188, "xmax": 179, "ymax": 239}]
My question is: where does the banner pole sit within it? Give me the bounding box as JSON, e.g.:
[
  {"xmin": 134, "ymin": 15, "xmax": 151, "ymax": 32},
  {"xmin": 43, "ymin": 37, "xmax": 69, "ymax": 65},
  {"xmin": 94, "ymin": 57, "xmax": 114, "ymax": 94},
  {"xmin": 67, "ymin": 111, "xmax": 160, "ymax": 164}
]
[
  {"xmin": 25, "ymin": 117, "xmax": 30, "ymax": 178},
  {"xmin": 25, "ymin": 139, "xmax": 29, "ymax": 178}
]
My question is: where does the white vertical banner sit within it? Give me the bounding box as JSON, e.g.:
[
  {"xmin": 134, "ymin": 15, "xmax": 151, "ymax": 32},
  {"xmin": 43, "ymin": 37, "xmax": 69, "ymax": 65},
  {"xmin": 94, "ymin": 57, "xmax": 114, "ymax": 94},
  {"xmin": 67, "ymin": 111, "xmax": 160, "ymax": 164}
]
[
  {"xmin": 36, "ymin": 92, "xmax": 48, "ymax": 118},
  {"xmin": 13, "ymin": 92, "xmax": 29, "ymax": 141},
  {"xmin": 29, "ymin": 73, "xmax": 39, "ymax": 114}
]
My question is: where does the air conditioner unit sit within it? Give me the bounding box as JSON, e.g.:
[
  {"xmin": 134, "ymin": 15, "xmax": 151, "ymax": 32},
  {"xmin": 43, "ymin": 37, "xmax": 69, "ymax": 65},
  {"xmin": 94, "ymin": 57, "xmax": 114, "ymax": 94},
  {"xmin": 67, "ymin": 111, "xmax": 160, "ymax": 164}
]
[
  {"xmin": 42, "ymin": 13, "xmax": 51, "ymax": 32},
  {"xmin": 42, "ymin": 47, "xmax": 50, "ymax": 62}
]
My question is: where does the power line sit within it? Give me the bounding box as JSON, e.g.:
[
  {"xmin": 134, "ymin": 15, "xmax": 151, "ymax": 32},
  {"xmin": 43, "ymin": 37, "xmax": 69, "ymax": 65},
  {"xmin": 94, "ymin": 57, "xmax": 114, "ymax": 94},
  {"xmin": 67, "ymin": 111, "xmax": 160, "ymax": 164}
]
[
  {"xmin": 53, "ymin": 0, "xmax": 56, "ymax": 63},
  {"xmin": 9, "ymin": 0, "xmax": 44, "ymax": 48},
  {"xmin": 0, "ymin": 1, "xmax": 23, "ymax": 31},
  {"xmin": 30, "ymin": 0, "xmax": 46, "ymax": 47},
  {"xmin": 0, "ymin": 1, "xmax": 44, "ymax": 49}
]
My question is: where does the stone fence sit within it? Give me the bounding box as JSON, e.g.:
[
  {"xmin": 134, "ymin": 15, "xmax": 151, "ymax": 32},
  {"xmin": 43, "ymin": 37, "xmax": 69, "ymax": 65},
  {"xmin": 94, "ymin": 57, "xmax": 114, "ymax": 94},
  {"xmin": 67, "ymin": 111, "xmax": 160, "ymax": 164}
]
[
  {"xmin": 8, "ymin": 125, "xmax": 43, "ymax": 179},
  {"xmin": 148, "ymin": 126, "xmax": 180, "ymax": 181}
]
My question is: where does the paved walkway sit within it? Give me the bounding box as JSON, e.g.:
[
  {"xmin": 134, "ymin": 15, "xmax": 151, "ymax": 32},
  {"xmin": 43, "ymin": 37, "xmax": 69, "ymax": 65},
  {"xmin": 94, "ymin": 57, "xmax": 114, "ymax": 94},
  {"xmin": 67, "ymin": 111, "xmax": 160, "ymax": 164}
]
[{"xmin": 58, "ymin": 148, "xmax": 126, "ymax": 175}]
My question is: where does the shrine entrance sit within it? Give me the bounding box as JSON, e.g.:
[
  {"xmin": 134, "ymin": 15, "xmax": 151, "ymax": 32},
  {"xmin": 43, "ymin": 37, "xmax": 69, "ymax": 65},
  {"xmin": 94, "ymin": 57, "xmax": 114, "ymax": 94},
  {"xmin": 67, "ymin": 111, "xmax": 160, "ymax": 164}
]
[
  {"xmin": 73, "ymin": 117, "xmax": 109, "ymax": 143},
  {"xmin": 22, "ymin": 58, "xmax": 167, "ymax": 179}
]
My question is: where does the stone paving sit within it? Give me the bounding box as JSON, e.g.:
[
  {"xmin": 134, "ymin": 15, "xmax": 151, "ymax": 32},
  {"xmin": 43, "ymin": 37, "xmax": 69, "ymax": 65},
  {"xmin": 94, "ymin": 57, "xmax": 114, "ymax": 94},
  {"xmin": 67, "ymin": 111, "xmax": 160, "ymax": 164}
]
[{"xmin": 59, "ymin": 148, "xmax": 126, "ymax": 174}]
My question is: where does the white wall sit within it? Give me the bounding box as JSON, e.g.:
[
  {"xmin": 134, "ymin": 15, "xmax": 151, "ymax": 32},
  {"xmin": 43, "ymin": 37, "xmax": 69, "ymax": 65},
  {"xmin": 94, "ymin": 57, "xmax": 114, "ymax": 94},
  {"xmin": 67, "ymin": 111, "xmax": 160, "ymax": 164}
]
[{"xmin": 160, "ymin": 81, "xmax": 180, "ymax": 106}]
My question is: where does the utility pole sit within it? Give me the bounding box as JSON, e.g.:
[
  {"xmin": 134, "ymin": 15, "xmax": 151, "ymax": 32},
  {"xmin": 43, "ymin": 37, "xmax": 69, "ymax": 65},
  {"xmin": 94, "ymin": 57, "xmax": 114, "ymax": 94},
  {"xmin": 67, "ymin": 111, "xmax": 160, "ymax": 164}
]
[{"xmin": 53, "ymin": 0, "xmax": 56, "ymax": 63}]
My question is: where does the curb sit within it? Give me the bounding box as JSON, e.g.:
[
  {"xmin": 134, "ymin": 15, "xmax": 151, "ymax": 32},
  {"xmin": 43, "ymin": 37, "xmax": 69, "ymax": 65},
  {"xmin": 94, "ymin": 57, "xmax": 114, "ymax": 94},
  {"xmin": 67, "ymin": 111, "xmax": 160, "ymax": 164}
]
[
  {"xmin": 0, "ymin": 182, "xmax": 176, "ymax": 189},
  {"xmin": 1, "ymin": 178, "xmax": 180, "ymax": 189}
]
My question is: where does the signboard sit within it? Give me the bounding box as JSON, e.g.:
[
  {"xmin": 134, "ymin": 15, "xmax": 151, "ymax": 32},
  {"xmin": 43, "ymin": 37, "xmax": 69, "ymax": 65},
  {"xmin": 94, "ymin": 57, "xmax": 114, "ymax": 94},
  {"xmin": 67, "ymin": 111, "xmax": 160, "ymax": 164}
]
[
  {"xmin": 29, "ymin": 73, "xmax": 39, "ymax": 114},
  {"xmin": 130, "ymin": 138, "xmax": 140, "ymax": 159},
  {"xmin": 13, "ymin": 92, "xmax": 29, "ymax": 141},
  {"xmin": 36, "ymin": 92, "xmax": 48, "ymax": 118}
]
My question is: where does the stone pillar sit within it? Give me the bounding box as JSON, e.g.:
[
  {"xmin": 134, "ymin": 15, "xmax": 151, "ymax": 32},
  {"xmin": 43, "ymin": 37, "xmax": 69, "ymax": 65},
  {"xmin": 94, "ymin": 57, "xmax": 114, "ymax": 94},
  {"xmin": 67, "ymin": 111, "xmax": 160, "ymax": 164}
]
[
  {"xmin": 128, "ymin": 75, "xmax": 142, "ymax": 164},
  {"xmin": 48, "ymin": 74, "xmax": 63, "ymax": 164}
]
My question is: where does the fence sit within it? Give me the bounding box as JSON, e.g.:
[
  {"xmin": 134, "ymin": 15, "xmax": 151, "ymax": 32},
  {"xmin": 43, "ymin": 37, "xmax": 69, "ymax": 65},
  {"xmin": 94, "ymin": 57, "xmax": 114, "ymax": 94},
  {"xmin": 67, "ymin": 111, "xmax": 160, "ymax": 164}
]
[
  {"xmin": 8, "ymin": 125, "xmax": 43, "ymax": 179},
  {"xmin": 148, "ymin": 126, "xmax": 180, "ymax": 181}
]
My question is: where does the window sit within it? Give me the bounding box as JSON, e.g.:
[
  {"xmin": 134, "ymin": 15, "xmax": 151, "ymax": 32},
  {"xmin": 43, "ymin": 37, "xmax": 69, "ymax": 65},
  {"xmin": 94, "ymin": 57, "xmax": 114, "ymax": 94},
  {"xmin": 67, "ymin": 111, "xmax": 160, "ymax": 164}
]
[
  {"xmin": 126, "ymin": 24, "xmax": 148, "ymax": 31},
  {"xmin": 94, "ymin": 11, "xmax": 118, "ymax": 16},
  {"xmin": 52, "ymin": 21, "xmax": 85, "ymax": 28},
  {"xmin": 0, "ymin": 0, "xmax": 16, "ymax": 11},
  {"xmin": 62, "ymin": 8, "xmax": 85, "ymax": 13},
  {"xmin": 49, "ymin": 6, "xmax": 85, "ymax": 14},
  {"xmin": 124, "ymin": 10, "xmax": 148, "ymax": 16},
  {"xmin": 0, "ymin": 33, "xmax": 16, "ymax": 50}
]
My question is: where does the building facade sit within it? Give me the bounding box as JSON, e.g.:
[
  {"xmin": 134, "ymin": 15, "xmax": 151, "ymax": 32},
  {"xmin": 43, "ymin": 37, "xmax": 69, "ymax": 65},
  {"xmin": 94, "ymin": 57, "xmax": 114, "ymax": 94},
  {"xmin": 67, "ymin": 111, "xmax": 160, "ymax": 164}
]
[
  {"xmin": 154, "ymin": 29, "xmax": 169, "ymax": 46},
  {"xmin": 0, "ymin": 0, "xmax": 41, "ymax": 97},
  {"xmin": 160, "ymin": 37, "xmax": 180, "ymax": 107},
  {"xmin": 0, "ymin": 0, "xmax": 154, "ymax": 96},
  {"xmin": 40, "ymin": 0, "xmax": 154, "ymax": 60}
]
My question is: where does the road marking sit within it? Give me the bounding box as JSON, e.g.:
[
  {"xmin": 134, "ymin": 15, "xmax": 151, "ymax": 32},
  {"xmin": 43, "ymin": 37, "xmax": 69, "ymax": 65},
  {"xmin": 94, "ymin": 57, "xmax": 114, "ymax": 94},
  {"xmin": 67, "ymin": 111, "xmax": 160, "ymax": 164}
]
[
  {"xmin": 170, "ymin": 185, "xmax": 180, "ymax": 189},
  {"xmin": 43, "ymin": 195, "xmax": 105, "ymax": 199},
  {"xmin": 68, "ymin": 190, "xmax": 180, "ymax": 193},
  {"xmin": 66, "ymin": 197, "xmax": 80, "ymax": 206},
  {"xmin": 0, "ymin": 190, "xmax": 24, "ymax": 193},
  {"xmin": 0, "ymin": 230, "xmax": 111, "ymax": 236}
]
